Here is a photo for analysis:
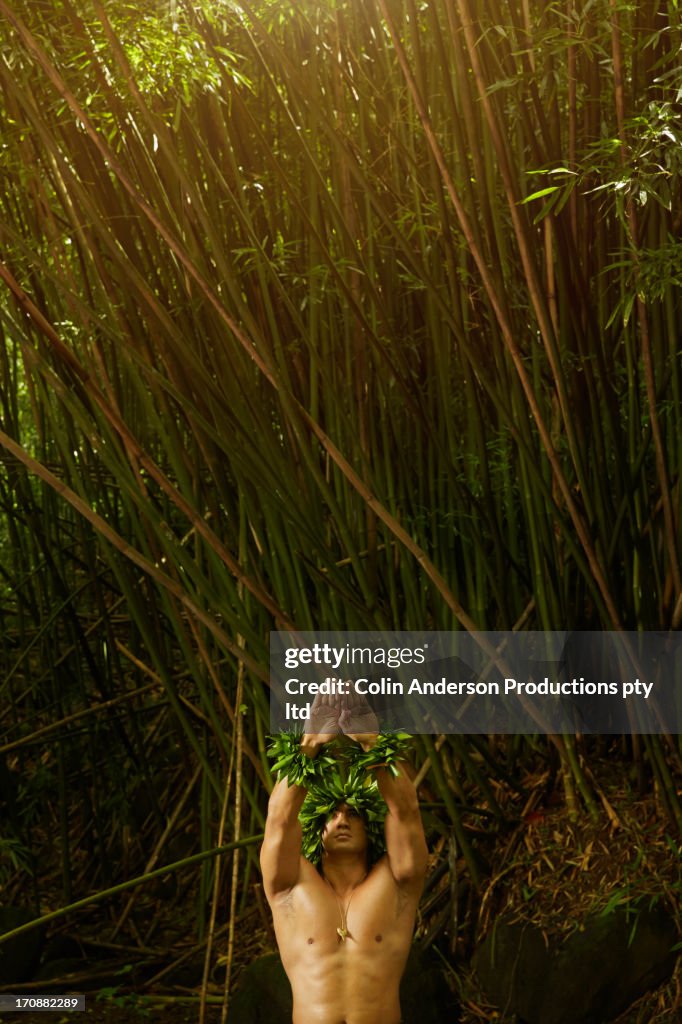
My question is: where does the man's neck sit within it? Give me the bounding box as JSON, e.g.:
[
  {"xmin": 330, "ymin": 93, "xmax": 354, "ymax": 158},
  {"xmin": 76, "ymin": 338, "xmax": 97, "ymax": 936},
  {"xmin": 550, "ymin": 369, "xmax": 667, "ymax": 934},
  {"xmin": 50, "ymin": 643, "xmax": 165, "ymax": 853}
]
[{"xmin": 320, "ymin": 856, "xmax": 368, "ymax": 896}]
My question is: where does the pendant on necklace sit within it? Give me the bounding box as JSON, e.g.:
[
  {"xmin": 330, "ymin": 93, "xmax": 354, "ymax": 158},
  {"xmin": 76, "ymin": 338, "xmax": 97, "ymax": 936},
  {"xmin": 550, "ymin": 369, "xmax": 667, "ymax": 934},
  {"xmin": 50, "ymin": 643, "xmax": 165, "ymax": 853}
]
[{"xmin": 337, "ymin": 927, "xmax": 348, "ymax": 941}]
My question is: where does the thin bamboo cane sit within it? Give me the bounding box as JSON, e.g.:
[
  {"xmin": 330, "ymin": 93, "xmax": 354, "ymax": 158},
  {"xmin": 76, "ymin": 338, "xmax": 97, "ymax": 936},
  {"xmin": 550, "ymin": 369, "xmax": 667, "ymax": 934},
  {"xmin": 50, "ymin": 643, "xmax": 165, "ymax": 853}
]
[
  {"xmin": 112, "ymin": 764, "xmax": 202, "ymax": 939},
  {"xmin": 0, "ymin": 835, "xmax": 264, "ymax": 950}
]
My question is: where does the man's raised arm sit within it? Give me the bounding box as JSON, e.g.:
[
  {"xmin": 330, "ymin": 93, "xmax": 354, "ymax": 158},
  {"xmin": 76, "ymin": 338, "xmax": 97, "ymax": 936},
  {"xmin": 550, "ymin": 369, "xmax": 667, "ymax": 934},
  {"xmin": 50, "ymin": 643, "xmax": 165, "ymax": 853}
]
[
  {"xmin": 374, "ymin": 757, "xmax": 428, "ymax": 887},
  {"xmin": 260, "ymin": 695, "xmax": 339, "ymax": 898},
  {"xmin": 340, "ymin": 688, "xmax": 428, "ymax": 888}
]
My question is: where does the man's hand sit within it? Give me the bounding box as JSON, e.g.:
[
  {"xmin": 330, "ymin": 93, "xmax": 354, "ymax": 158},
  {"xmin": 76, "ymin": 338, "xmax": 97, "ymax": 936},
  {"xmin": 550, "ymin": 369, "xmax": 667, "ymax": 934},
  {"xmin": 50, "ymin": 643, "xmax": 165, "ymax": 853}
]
[
  {"xmin": 339, "ymin": 684, "xmax": 379, "ymax": 751},
  {"xmin": 303, "ymin": 692, "xmax": 342, "ymax": 753}
]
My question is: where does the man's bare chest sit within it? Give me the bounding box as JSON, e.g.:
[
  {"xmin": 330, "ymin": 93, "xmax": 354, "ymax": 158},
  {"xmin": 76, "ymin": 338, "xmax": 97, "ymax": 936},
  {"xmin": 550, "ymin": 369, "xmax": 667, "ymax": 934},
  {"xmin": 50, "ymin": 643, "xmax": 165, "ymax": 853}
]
[{"xmin": 272, "ymin": 874, "xmax": 416, "ymax": 950}]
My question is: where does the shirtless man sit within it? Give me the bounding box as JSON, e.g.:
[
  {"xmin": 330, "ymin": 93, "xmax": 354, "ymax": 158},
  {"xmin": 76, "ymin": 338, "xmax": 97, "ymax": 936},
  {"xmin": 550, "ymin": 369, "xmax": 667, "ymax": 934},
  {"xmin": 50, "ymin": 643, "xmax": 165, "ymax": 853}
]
[{"xmin": 260, "ymin": 689, "xmax": 428, "ymax": 1024}]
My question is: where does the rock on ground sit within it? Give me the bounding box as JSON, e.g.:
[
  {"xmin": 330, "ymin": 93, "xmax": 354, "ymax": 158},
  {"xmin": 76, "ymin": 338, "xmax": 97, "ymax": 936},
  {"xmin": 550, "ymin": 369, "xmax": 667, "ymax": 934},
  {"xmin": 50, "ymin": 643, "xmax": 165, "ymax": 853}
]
[{"xmin": 473, "ymin": 903, "xmax": 678, "ymax": 1024}]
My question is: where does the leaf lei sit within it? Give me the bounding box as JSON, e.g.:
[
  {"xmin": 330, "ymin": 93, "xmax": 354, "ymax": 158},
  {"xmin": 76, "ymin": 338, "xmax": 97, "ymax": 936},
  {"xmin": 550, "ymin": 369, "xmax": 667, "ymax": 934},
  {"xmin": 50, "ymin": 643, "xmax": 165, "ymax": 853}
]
[
  {"xmin": 350, "ymin": 732, "xmax": 414, "ymax": 775},
  {"xmin": 266, "ymin": 732, "xmax": 337, "ymax": 788},
  {"xmin": 266, "ymin": 732, "xmax": 413, "ymax": 865}
]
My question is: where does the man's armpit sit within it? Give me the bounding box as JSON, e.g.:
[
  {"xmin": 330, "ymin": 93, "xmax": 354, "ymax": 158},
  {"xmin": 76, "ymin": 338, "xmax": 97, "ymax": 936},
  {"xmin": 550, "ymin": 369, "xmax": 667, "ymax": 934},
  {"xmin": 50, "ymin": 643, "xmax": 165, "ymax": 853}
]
[
  {"xmin": 394, "ymin": 884, "xmax": 411, "ymax": 920},
  {"xmin": 275, "ymin": 887, "xmax": 297, "ymax": 919}
]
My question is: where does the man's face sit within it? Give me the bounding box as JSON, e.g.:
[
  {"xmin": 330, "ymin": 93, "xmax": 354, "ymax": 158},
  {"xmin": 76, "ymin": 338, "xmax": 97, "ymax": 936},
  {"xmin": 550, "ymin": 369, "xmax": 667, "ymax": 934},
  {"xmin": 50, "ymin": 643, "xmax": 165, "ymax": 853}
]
[{"xmin": 321, "ymin": 802, "xmax": 368, "ymax": 857}]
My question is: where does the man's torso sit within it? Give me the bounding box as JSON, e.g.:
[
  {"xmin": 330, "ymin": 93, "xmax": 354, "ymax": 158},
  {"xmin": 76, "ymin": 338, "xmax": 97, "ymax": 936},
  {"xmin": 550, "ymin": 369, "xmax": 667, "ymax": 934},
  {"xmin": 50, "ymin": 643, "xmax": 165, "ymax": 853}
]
[{"xmin": 269, "ymin": 856, "xmax": 419, "ymax": 1024}]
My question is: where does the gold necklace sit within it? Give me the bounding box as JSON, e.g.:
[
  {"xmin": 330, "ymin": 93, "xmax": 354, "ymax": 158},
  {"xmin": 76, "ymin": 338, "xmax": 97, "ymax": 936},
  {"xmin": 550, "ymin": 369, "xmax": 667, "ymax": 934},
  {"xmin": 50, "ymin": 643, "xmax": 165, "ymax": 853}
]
[{"xmin": 324, "ymin": 874, "xmax": 367, "ymax": 942}]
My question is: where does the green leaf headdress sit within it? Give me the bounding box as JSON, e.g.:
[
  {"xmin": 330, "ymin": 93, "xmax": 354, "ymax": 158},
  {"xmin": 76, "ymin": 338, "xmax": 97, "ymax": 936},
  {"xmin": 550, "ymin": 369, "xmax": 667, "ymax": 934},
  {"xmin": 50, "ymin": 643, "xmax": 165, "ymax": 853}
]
[
  {"xmin": 267, "ymin": 732, "xmax": 412, "ymax": 865},
  {"xmin": 298, "ymin": 764, "xmax": 387, "ymax": 865}
]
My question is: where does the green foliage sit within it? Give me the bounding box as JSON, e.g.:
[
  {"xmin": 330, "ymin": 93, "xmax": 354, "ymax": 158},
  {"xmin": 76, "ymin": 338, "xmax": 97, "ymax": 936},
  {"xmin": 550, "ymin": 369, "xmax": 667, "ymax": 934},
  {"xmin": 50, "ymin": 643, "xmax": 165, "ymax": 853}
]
[
  {"xmin": 298, "ymin": 769, "xmax": 388, "ymax": 866},
  {"xmin": 96, "ymin": 969, "xmax": 150, "ymax": 1017},
  {"xmin": 0, "ymin": 834, "xmax": 32, "ymax": 887},
  {"xmin": 267, "ymin": 732, "xmax": 339, "ymax": 787},
  {"xmin": 638, "ymin": 241, "xmax": 682, "ymax": 301}
]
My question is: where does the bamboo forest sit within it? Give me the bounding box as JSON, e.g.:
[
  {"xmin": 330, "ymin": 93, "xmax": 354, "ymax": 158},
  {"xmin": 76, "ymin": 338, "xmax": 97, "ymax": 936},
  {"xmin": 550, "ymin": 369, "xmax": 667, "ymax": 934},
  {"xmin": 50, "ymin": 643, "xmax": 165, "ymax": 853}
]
[{"xmin": 0, "ymin": 0, "xmax": 680, "ymax": 1021}]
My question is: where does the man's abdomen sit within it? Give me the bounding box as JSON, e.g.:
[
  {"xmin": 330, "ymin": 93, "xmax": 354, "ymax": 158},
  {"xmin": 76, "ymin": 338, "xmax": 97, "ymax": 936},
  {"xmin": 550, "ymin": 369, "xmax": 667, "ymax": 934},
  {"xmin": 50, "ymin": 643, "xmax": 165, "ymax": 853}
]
[{"xmin": 286, "ymin": 938, "xmax": 406, "ymax": 1024}]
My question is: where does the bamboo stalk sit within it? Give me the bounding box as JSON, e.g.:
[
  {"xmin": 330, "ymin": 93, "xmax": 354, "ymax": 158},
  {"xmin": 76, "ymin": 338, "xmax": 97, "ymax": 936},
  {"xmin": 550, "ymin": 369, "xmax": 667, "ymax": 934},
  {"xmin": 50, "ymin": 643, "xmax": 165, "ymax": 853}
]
[{"xmin": 0, "ymin": 835, "xmax": 264, "ymax": 948}]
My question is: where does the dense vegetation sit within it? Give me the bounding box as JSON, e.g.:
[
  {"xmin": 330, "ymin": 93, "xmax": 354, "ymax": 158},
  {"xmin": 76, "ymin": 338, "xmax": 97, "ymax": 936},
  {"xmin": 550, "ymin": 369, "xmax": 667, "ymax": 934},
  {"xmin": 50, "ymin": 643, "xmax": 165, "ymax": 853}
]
[{"xmin": 0, "ymin": 0, "xmax": 680, "ymax": 1013}]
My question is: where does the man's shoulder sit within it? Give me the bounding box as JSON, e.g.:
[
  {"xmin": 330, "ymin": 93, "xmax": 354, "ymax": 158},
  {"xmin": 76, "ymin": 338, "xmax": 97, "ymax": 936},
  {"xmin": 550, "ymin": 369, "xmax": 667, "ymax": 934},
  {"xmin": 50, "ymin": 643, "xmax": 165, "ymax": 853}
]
[
  {"xmin": 272, "ymin": 856, "xmax": 322, "ymax": 895},
  {"xmin": 367, "ymin": 854, "xmax": 390, "ymax": 875},
  {"xmin": 360, "ymin": 855, "xmax": 399, "ymax": 889},
  {"xmin": 298, "ymin": 856, "xmax": 324, "ymax": 878}
]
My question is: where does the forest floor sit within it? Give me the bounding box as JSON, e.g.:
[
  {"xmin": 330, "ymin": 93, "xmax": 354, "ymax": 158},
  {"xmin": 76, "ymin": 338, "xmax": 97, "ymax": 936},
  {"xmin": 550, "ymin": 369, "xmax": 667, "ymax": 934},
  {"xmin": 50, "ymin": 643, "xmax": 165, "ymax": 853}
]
[{"xmin": 4, "ymin": 1005, "xmax": 223, "ymax": 1024}]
